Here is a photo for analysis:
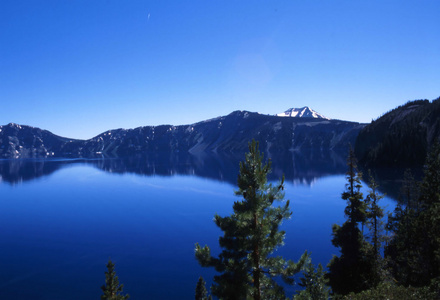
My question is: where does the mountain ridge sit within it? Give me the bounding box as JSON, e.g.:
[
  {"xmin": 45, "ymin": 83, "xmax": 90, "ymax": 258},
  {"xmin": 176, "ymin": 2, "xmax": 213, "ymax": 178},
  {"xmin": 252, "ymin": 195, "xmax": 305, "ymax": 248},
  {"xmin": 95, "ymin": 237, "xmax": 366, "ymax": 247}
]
[{"xmin": 0, "ymin": 110, "xmax": 365, "ymax": 159}]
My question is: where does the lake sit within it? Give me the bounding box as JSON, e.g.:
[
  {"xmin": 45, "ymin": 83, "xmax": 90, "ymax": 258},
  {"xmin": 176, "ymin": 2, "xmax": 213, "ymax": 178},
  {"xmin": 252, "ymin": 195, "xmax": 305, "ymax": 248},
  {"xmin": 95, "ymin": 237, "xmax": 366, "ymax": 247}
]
[{"xmin": 0, "ymin": 151, "xmax": 396, "ymax": 299}]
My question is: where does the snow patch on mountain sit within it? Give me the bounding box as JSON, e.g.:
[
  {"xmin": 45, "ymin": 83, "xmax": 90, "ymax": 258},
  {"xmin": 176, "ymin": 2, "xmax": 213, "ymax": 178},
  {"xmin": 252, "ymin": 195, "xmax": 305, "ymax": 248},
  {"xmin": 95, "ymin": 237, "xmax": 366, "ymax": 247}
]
[{"xmin": 276, "ymin": 107, "xmax": 330, "ymax": 120}]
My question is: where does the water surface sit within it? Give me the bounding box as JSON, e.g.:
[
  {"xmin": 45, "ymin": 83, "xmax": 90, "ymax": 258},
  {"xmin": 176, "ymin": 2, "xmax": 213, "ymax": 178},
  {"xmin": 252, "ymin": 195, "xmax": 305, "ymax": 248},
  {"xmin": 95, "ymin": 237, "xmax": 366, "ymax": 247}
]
[{"xmin": 0, "ymin": 152, "xmax": 396, "ymax": 299}]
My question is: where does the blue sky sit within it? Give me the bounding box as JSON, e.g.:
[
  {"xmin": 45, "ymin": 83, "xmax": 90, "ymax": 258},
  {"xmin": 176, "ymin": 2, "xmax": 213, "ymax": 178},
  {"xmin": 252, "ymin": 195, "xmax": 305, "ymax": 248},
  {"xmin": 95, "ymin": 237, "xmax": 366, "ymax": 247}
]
[{"xmin": 1, "ymin": 1, "xmax": 439, "ymax": 139}]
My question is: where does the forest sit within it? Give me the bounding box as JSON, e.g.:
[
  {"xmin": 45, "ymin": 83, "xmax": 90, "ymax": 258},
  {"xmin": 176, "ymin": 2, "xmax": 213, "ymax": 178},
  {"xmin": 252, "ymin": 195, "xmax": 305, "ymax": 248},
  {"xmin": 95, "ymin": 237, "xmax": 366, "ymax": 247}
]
[{"xmin": 355, "ymin": 97, "xmax": 440, "ymax": 168}]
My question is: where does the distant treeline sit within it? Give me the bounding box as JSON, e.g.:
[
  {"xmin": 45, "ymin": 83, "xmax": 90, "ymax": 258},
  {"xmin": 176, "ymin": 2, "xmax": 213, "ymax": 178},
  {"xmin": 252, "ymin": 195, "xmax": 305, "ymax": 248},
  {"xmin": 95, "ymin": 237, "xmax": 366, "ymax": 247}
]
[{"xmin": 355, "ymin": 97, "xmax": 440, "ymax": 168}]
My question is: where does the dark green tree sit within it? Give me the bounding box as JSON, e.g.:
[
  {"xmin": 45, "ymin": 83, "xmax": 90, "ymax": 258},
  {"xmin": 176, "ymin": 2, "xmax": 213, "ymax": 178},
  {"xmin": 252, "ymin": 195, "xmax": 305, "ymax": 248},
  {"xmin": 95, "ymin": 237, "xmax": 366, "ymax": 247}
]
[
  {"xmin": 195, "ymin": 140, "xmax": 309, "ymax": 300},
  {"xmin": 195, "ymin": 276, "xmax": 212, "ymax": 300},
  {"xmin": 327, "ymin": 147, "xmax": 373, "ymax": 295},
  {"xmin": 401, "ymin": 169, "xmax": 420, "ymax": 212},
  {"xmin": 385, "ymin": 201, "xmax": 428, "ymax": 286},
  {"xmin": 365, "ymin": 171, "xmax": 386, "ymax": 285},
  {"xmin": 419, "ymin": 142, "xmax": 440, "ymax": 208},
  {"xmin": 414, "ymin": 142, "xmax": 440, "ymax": 282},
  {"xmin": 341, "ymin": 147, "xmax": 367, "ymax": 227},
  {"xmin": 385, "ymin": 143, "xmax": 440, "ymax": 286},
  {"xmin": 295, "ymin": 262, "xmax": 330, "ymax": 300},
  {"xmin": 101, "ymin": 259, "xmax": 129, "ymax": 300},
  {"xmin": 340, "ymin": 279, "xmax": 440, "ymax": 300},
  {"xmin": 385, "ymin": 168, "xmax": 426, "ymax": 286}
]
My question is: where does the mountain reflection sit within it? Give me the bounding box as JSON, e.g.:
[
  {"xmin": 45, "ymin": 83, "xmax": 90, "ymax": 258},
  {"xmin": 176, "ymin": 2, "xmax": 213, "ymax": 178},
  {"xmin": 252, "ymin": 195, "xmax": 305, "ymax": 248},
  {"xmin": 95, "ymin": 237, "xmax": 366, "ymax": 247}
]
[
  {"xmin": 0, "ymin": 159, "xmax": 79, "ymax": 184},
  {"xmin": 0, "ymin": 150, "xmax": 348, "ymax": 186}
]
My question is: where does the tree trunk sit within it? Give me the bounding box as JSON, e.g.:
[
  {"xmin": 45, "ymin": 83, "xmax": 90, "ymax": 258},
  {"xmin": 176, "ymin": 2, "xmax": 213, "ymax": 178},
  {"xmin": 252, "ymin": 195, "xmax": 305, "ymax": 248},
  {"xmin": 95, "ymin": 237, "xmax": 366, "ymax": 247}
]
[{"xmin": 253, "ymin": 212, "xmax": 261, "ymax": 300}]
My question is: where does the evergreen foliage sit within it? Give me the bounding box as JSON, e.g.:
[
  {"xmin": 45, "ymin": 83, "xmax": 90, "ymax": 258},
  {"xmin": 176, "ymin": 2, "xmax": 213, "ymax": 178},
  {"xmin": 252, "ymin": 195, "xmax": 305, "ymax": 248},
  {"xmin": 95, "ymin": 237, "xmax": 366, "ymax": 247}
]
[
  {"xmin": 386, "ymin": 143, "xmax": 440, "ymax": 286},
  {"xmin": 332, "ymin": 142, "xmax": 440, "ymax": 297},
  {"xmin": 418, "ymin": 143, "xmax": 440, "ymax": 282},
  {"xmin": 355, "ymin": 97, "xmax": 440, "ymax": 168},
  {"xmin": 419, "ymin": 142, "xmax": 440, "ymax": 208},
  {"xmin": 195, "ymin": 276, "xmax": 212, "ymax": 300},
  {"xmin": 385, "ymin": 174, "xmax": 428, "ymax": 286},
  {"xmin": 294, "ymin": 262, "xmax": 330, "ymax": 300},
  {"xmin": 195, "ymin": 140, "xmax": 309, "ymax": 300},
  {"xmin": 327, "ymin": 148, "xmax": 374, "ymax": 295},
  {"xmin": 101, "ymin": 259, "xmax": 129, "ymax": 300},
  {"xmin": 364, "ymin": 171, "xmax": 386, "ymax": 285},
  {"xmin": 341, "ymin": 278, "xmax": 440, "ymax": 300},
  {"xmin": 341, "ymin": 148, "xmax": 367, "ymax": 226}
]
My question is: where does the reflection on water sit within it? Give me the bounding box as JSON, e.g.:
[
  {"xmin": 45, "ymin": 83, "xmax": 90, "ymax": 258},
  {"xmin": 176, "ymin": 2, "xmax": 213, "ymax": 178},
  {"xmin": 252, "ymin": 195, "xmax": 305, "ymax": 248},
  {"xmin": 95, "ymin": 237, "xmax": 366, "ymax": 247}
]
[
  {"xmin": 0, "ymin": 149, "xmax": 405, "ymax": 199},
  {"xmin": 0, "ymin": 150, "xmax": 398, "ymax": 299},
  {"xmin": 0, "ymin": 149, "xmax": 348, "ymax": 186}
]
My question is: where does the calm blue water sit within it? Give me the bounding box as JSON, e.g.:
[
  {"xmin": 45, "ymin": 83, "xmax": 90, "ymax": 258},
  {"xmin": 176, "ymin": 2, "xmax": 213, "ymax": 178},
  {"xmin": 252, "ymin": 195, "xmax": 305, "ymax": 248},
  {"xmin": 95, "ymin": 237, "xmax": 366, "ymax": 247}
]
[{"xmin": 0, "ymin": 154, "xmax": 396, "ymax": 299}]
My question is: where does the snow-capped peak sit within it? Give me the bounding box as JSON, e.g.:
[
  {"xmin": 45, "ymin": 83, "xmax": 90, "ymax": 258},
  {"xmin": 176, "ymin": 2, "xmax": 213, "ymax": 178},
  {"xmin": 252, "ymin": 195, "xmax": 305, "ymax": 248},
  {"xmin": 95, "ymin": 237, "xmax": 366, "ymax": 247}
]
[{"xmin": 276, "ymin": 106, "xmax": 330, "ymax": 120}]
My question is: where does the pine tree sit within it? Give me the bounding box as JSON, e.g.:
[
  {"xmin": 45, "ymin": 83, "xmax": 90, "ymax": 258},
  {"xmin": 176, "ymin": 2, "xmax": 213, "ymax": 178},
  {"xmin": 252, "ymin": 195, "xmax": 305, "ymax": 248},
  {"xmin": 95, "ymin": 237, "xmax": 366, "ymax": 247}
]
[
  {"xmin": 419, "ymin": 142, "xmax": 440, "ymax": 208},
  {"xmin": 401, "ymin": 169, "xmax": 420, "ymax": 212},
  {"xmin": 195, "ymin": 276, "xmax": 212, "ymax": 300},
  {"xmin": 385, "ymin": 143, "xmax": 440, "ymax": 286},
  {"xmin": 327, "ymin": 147, "xmax": 373, "ymax": 295},
  {"xmin": 415, "ymin": 142, "xmax": 440, "ymax": 282},
  {"xmin": 295, "ymin": 262, "xmax": 330, "ymax": 300},
  {"xmin": 385, "ymin": 202, "xmax": 428, "ymax": 286},
  {"xmin": 341, "ymin": 147, "xmax": 367, "ymax": 227},
  {"xmin": 195, "ymin": 140, "xmax": 309, "ymax": 300},
  {"xmin": 101, "ymin": 259, "xmax": 129, "ymax": 300},
  {"xmin": 385, "ymin": 169, "xmax": 422, "ymax": 286},
  {"xmin": 365, "ymin": 171, "xmax": 386, "ymax": 285}
]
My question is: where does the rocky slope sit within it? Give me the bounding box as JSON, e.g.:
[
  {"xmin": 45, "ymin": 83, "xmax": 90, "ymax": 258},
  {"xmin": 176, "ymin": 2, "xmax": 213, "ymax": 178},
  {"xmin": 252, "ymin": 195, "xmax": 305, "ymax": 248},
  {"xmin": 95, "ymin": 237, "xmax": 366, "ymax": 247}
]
[{"xmin": 0, "ymin": 123, "xmax": 80, "ymax": 158}]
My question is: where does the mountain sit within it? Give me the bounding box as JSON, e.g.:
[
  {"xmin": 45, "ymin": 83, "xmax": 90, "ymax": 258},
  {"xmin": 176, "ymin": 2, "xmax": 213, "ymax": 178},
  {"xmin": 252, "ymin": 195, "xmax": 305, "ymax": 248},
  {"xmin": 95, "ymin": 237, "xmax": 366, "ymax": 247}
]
[
  {"xmin": 276, "ymin": 106, "xmax": 330, "ymax": 119},
  {"xmin": 0, "ymin": 123, "xmax": 80, "ymax": 159},
  {"xmin": 0, "ymin": 111, "xmax": 365, "ymax": 159},
  {"xmin": 355, "ymin": 97, "xmax": 440, "ymax": 168}
]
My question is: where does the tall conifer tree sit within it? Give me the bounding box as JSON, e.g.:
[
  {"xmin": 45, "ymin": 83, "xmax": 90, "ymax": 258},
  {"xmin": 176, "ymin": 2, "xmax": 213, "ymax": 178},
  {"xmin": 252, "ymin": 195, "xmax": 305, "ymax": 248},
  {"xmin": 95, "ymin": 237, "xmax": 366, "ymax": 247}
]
[
  {"xmin": 101, "ymin": 259, "xmax": 129, "ymax": 300},
  {"xmin": 386, "ymin": 143, "xmax": 440, "ymax": 286},
  {"xmin": 365, "ymin": 171, "xmax": 386, "ymax": 285},
  {"xmin": 195, "ymin": 276, "xmax": 212, "ymax": 300},
  {"xmin": 327, "ymin": 147, "xmax": 373, "ymax": 295},
  {"xmin": 195, "ymin": 140, "xmax": 308, "ymax": 300},
  {"xmin": 295, "ymin": 262, "xmax": 330, "ymax": 300},
  {"xmin": 419, "ymin": 142, "xmax": 440, "ymax": 208},
  {"xmin": 420, "ymin": 143, "xmax": 440, "ymax": 280}
]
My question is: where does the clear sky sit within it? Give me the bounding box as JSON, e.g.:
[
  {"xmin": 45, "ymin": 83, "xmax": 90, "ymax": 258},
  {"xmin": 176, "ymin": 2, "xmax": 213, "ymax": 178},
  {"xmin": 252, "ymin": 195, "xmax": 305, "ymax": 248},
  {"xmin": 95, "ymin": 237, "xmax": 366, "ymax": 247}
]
[{"xmin": 1, "ymin": 1, "xmax": 439, "ymax": 140}]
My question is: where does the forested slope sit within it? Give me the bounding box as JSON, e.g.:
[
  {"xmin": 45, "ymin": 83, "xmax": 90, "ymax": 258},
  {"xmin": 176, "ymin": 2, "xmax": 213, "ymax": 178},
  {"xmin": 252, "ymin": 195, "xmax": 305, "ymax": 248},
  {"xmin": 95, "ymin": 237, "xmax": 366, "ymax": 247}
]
[{"xmin": 355, "ymin": 97, "xmax": 440, "ymax": 168}]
